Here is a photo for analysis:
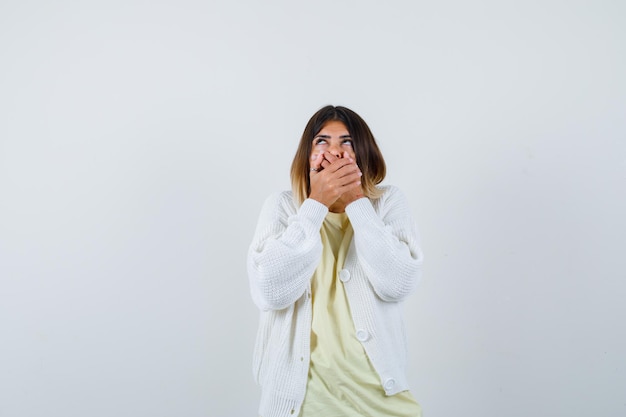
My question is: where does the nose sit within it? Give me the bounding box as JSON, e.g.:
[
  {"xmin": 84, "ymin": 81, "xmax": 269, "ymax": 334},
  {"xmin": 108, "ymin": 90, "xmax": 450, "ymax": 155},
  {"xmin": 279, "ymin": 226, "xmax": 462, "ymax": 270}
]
[{"xmin": 328, "ymin": 142, "xmax": 342, "ymax": 158}]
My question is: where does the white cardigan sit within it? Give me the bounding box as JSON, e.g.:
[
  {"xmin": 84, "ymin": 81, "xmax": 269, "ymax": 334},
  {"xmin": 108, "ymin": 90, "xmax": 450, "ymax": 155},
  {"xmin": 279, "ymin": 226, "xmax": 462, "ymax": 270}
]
[{"xmin": 247, "ymin": 185, "xmax": 423, "ymax": 417}]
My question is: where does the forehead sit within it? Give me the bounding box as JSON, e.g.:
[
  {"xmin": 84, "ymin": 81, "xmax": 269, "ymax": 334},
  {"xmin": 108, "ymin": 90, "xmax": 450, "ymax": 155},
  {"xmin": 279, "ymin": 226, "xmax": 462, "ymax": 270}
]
[{"xmin": 316, "ymin": 120, "xmax": 349, "ymax": 135}]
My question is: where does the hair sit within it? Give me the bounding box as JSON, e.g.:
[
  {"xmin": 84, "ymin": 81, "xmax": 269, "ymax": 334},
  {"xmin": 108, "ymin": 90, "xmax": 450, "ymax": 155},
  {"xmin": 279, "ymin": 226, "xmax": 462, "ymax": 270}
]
[{"xmin": 290, "ymin": 105, "xmax": 386, "ymax": 205}]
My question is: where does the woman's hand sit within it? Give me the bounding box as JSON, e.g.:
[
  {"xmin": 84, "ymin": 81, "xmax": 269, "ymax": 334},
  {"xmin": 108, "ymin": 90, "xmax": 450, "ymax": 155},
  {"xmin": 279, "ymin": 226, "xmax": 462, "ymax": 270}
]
[{"xmin": 309, "ymin": 151, "xmax": 363, "ymax": 211}]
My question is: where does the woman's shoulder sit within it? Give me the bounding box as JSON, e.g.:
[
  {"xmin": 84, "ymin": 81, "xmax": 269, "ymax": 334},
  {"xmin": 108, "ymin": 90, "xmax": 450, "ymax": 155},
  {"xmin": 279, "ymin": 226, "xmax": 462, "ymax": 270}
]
[
  {"xmin": 375, "ymin": 184, "xmax": 399, "ymax": 193},
  {"xmin": 262, "ymin": 190, "xmax": 298, "ymax": 213},
  {"xmin": 266, "ymin": 190, "xmax": 295, "ymax": 203},
  {"xmin": 369, "ymin": 184, "xmax": 413, "ymax": 211},
  {"xmin": 373, "ymin": 184, "xmax": 406, "ymax": 200}
]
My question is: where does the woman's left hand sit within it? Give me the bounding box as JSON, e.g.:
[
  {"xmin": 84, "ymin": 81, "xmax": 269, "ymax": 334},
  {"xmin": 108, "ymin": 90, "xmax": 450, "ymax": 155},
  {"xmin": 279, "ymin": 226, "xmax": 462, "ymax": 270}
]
[{"xmin": 321, "ymin": 151, "xmax": 364, "ymax": 210}]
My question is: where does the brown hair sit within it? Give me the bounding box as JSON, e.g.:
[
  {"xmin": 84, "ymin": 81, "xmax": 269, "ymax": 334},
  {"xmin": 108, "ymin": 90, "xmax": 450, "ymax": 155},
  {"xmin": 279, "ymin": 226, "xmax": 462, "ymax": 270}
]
[{"xmin": 290, "ymin": 105, "xmax": 386, "ymax": 205}]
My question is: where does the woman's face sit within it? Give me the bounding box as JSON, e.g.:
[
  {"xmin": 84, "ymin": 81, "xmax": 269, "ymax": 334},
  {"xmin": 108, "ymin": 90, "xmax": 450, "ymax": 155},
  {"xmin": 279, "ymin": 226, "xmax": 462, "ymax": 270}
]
[{"xmin": 309, "ymin": 120, "xmax": 356, "ymax": 164}]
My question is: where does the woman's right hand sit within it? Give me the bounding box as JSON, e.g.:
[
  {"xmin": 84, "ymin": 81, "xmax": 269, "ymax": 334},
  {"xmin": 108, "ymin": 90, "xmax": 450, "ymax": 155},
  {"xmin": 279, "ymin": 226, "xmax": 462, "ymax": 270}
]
[{"xmin": 308, "ymin": 152, "xmax": 362, "ymax": 209}]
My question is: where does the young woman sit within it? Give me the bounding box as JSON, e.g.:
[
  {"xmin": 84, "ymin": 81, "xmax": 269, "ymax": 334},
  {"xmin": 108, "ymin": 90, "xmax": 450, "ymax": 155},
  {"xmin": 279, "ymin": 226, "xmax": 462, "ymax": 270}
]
[{"xmin": 248, "ymin": 105, "xmax": 423, "ymax": 417}]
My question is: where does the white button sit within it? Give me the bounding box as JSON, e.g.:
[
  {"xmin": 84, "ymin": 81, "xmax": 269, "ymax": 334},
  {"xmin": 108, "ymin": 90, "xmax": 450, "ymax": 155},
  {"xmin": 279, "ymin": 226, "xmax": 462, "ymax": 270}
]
[
  {"xmin": 384, "ymin": 378, "xmax": 396, "ymax": 390},
  {"xmin": 356, "ymin": 329, "xmax": 369, "ymax": 341},
  {"xmin": 339, "ymin": 269, "xmax": 351, "ymax": 282}
]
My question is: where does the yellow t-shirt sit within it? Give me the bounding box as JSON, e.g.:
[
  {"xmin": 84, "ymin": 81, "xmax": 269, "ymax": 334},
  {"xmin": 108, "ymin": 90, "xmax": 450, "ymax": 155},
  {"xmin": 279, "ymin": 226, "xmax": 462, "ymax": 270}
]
[{"xmin": 300, "ymin": 212, "xmax": 422, "ymax": 417}]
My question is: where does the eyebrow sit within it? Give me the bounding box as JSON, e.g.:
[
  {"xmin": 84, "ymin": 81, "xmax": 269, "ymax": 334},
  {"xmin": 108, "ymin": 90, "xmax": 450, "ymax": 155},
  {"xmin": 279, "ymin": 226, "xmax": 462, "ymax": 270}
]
[{"xmin": 314, "ymin": 134, "xmax": 352, "ymax": 139}]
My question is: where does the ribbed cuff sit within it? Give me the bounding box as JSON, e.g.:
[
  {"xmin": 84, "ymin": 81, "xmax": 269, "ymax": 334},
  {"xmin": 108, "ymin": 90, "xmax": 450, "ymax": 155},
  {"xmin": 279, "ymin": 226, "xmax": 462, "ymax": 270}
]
[
  {"xmin": 345, "ymin": 197, "xmax": 381, "ymax": 228},
  {"xmin": 299, "ymin": 198, "xmax": 329, "ymax": 226}
]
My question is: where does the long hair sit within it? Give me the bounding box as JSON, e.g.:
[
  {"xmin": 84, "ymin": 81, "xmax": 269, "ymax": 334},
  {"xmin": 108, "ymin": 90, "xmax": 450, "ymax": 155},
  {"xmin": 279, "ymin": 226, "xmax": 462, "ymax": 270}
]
[{"xmin": 290, "ymin": 105, "xmax": 386, "ymax": 205}]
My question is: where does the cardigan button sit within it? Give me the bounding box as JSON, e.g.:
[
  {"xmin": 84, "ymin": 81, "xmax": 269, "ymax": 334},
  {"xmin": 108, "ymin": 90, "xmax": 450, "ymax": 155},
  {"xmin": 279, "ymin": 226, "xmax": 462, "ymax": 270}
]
[
  {"xmin": 356, "ymin": 329, "xmax": 369, "ymax": 342},
  {"xmin": 384, "ymin": 378, "xmax": 396, "ymax": 390},
  {"xmin": 339, "ymin": 269, "xmax": 351, "ymax": 282}
]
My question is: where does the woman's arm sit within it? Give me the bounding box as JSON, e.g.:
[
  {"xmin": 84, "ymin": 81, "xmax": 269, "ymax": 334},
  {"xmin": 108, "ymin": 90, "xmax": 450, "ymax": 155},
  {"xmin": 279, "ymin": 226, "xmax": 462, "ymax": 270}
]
[
  {"xmin": 346, "ymin": 186, "xmax": 423, "ymax": 302},
  {"xmin": 247, "ymin": 192, "xmax": 328, "ymax": 311}
]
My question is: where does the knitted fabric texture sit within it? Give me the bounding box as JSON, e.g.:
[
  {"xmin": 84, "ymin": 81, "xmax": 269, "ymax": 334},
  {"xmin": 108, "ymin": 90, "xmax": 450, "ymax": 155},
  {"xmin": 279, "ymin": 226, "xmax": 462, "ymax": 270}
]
[{"xmin": 248, "ymin": 185, "xmax": 423, "ymax": 417}]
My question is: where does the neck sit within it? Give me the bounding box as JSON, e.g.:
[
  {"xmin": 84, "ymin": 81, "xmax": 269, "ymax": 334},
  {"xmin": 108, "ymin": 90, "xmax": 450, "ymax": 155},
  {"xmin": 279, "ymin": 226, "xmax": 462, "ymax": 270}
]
[{"xmin": 328, "ymin": 202, "xmax": 346, "ymax": 213}]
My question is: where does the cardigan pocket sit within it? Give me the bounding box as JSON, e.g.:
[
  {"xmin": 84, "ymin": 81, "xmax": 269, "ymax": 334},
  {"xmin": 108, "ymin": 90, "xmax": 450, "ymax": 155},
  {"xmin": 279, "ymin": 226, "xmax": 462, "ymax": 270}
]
[
  {"xmin": 252, "ymin": 307, "xmax": 292, "ymax": 386},
  {"xmin": 252, "ymin": 313, "xmax": 272, "ymax": 385}
]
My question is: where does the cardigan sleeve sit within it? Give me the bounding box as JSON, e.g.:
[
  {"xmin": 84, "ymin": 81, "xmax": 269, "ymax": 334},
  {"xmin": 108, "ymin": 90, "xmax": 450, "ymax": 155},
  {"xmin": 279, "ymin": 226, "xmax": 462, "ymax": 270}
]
[
  {"xmin": 247, "ymin": 192, "xmax": 328, "ymax": 311},
  {"xmin": 345, "ymin": 186, "xmax": 423, "ymax": 302}
]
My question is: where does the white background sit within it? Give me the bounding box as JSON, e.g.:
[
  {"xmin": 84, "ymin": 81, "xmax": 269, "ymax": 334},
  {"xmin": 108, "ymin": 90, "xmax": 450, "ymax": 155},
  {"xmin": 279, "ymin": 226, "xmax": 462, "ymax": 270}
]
[{"xmin": 1, "ymin": 1, "xmax": 625, "ymax": 416}]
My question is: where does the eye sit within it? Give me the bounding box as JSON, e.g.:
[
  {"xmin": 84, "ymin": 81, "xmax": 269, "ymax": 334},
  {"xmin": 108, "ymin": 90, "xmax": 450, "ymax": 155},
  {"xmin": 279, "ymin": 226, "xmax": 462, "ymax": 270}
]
[
  {"xmin": 314, "ymin": 138, "xmax": 327, "ymax": 145},
  {"xmin": 342, "ymin": 139, "xmax": 353, "ymax": 146}
]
